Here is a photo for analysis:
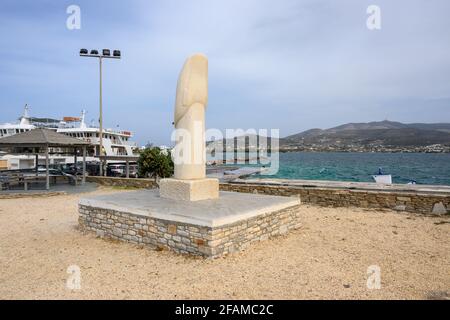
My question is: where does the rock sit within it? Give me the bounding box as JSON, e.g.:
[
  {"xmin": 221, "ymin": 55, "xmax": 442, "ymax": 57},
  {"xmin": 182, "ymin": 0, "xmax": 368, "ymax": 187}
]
[
  {"xmin": 112, "ymin": 228, "xmax": 122, "ymax": 237},
  {"xmin": 394, "ymin": 205, "xmax": 406, "ymax": 211},
  {"xmin": 431, "ymin": 202, "xmax": 447, "ymax": 215},
  {"xmin": 167, "ymin": 224, "xmax": 177, "ymax": 235}
]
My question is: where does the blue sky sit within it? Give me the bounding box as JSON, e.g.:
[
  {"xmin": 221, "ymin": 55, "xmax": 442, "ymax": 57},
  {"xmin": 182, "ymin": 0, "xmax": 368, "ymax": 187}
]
[{"xmin": 1, "ymin": 0, "xmax": 449, "ymax": 145}]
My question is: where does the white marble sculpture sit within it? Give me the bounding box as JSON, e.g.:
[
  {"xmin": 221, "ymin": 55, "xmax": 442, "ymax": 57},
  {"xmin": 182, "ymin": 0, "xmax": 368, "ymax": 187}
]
[
  {"xmin": 159, "ymin": 53, "xmax": 219, "ymax": 201},
  {"xmin": 173, "ymin": 53, "xmax": 208, "ymax": 180}
]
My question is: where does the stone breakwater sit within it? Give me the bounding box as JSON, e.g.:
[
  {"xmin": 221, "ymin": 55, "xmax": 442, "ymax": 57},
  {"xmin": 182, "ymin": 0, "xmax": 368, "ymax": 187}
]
[
  {"xmin": 0, "ymin": 191, "xmax": 66, "ymax": 199},
  {"xmin": 78, "ymin": 202, "xmax": 301, "ymax": 258},
  {"xmin": 86, "ymin": 176, "xmax": 450, "ymax": 215},
  {"xmin": 220, "ymin": 182, "xmax": 450, "ymax": 215},
  {"xmin": 87, "ymin": 176, "xmax": 157, "ymax": 189}
]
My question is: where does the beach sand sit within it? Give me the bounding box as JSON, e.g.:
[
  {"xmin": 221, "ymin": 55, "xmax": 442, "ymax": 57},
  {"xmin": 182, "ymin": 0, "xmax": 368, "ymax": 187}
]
[{"xmin": 0, "ymin": 187, "xmax": 449, "ymax": 300}]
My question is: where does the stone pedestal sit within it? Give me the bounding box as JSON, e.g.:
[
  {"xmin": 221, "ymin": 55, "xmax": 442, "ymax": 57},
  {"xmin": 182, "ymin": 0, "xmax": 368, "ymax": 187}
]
[
  {"xmin": 78, "ymin": 190, "xmax": 302, "ymax": 258},
  {"xmin": 159, "ymin": 178, "xmax": 219, "ymax": 201}
]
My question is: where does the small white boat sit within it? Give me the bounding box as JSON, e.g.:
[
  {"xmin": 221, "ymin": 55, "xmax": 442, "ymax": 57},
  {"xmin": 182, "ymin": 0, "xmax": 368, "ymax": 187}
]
[
  {"xmin": 373, "ymin": 174, "xmax": 392, "ymax": 184},
  {"xmin": 372, "ymin": 167, "xmax": 392, "ymax": 184}
]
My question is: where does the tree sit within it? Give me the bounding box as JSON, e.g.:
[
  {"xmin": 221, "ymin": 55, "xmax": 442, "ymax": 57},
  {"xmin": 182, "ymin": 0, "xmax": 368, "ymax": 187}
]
[{"xmin": 137, "ymin": 147, "xmax": 174, "ymax": 180}]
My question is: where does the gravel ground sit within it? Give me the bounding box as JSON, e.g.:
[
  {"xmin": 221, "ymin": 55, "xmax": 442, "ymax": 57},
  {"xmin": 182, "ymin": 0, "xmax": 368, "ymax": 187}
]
[{"xmin": 0, "ymin": 187, "xmax": 449, "ymax": 300}]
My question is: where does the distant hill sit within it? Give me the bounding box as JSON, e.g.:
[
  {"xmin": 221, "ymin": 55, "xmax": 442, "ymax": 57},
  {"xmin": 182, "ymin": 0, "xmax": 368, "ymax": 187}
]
[
  {"xmin": 206, "ymin": 121, "xmax": 450, "ymax": 153},
  {"xmin": 282, "ymin": 120, "xmax": 450, "ymax": 149}
]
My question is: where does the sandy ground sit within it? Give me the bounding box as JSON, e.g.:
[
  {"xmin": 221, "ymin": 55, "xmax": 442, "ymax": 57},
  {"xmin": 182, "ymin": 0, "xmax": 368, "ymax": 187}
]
[{"xmin": 0, "ymin": 187, "xmax": 449, "ymax": 300}]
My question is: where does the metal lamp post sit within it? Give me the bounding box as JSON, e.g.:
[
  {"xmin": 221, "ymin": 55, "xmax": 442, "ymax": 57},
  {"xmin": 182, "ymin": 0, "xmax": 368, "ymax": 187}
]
[{"xmin": 79, "ymin": 48, "xmax": 121, "ymax": 176}]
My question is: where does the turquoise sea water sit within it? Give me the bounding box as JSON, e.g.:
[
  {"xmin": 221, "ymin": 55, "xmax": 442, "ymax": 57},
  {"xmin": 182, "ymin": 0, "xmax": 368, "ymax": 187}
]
[{"xmin": 253, "ymin": 152, "xmax": 450, "ymax": 186}]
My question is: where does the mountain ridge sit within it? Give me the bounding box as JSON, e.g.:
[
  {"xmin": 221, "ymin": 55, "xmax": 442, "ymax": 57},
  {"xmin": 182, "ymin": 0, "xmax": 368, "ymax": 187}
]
[
  {"xmin": 282, "ymin": 120, "xmax": 450, "ymax": 152},
  {"xmin": 206, "ymin": 121, "xmax": 450, "ymax": 152}
]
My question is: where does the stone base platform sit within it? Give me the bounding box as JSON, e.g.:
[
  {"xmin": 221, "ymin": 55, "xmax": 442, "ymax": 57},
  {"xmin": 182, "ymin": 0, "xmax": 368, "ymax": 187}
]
[
  {"xmin": 159, "ymin": 178, "xmax": 219, "ymax": 201},
  {"xmin": 78, "ymin": 190, "xmax": 302, "ymax": 258}
]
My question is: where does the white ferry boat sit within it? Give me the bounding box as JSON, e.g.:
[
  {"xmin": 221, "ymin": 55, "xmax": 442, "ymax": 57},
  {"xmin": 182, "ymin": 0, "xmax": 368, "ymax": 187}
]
[
  {"xmin": 0, "ymin": 105, "xmax": 35, "ymax": 137},
  {"xmin": 0, "ymin": 105, "xmax": 137, "ymax": 170}
]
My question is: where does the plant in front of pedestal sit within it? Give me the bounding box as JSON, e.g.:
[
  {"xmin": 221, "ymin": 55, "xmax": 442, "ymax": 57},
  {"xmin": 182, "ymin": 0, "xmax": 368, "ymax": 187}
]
[{"xmin": 137, "ymin": 147, "xmax": 174, "ymax": 180}]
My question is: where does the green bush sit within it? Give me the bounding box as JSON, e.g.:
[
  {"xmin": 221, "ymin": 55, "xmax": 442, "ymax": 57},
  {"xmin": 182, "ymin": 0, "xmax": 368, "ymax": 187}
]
[{"xmin": 137, "ymin": 147, "xmax": 174, "ymax": 180}]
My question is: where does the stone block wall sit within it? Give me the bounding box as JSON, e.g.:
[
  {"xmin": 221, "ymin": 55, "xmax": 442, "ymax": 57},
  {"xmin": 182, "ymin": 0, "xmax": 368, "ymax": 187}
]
[
  {"xmin": 78, "ymin": 203, "xmax": 301, "ymax": 258},
  {"xmin": 0, "ymin": 191, "xmax": 66, "ymax": 199},
  {"xmin": 86, "ymin": 176, "xmax": 157, "ymax": 189},
  {"xmin": 220, "ymin": 183, "xmax": 450, "ymax": 215}
]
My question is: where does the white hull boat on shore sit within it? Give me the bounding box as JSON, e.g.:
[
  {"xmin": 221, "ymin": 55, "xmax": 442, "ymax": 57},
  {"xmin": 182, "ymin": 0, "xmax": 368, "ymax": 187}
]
[{"xmin": 372, "ymin": 174, "xmax": 393, "ymax": 184}]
